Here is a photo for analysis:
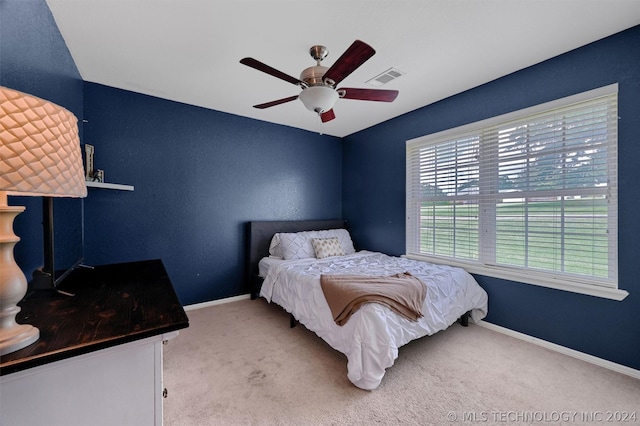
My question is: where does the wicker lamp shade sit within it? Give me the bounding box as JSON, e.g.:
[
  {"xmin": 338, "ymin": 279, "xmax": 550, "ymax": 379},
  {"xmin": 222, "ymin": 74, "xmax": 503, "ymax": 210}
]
[{"xmin": 0, "ymin": 86, "xmax": 87, "ymax": 197}]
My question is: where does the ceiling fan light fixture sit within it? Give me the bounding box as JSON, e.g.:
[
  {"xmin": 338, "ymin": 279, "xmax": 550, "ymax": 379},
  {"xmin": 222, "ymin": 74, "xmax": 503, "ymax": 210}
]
[{"xmin": 298, "ymin": 86, "xmax": 338, "ymax": 114}]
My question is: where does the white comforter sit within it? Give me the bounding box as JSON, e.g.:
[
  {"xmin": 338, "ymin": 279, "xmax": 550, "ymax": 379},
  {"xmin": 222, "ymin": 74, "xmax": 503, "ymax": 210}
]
[{"xmin": 259, "ymin": 251, "xmax": 488, "ymax": 390}]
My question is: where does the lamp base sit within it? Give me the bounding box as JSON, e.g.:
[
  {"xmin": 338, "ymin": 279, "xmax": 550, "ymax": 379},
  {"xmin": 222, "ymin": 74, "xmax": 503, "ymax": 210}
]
[
  {"xmin": 0, "ymin": 197, "xmax": 41, "ymax": 356},
  {"xmin": 0, "ymin": 324, "xmax": 39, "ymax": 356}
]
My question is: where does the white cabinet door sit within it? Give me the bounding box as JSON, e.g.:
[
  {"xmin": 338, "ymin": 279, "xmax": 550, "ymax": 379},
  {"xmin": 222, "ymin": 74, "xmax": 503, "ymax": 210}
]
[{"xmin": 0, "ymin": 334, "xmax": 175, "ymax": 426}]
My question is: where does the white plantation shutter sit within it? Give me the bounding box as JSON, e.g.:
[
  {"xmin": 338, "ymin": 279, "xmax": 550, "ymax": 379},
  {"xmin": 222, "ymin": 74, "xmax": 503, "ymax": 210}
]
[
  {"xmin": 407, "ymin": 84, "xmax": 619, "ymax": 293},
  {"xmin": 406, "ymin": 132, "xmax": 481, "ymax": 260}
]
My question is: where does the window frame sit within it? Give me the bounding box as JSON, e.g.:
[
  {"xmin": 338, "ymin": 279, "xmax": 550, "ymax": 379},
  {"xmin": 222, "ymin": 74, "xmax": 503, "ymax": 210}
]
[{"xmin": 406, "ymin": 84, "xmax": 628, "ymax": 301}]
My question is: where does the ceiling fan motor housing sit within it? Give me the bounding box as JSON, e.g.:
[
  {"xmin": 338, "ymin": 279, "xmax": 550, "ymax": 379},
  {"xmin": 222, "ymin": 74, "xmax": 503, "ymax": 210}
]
[{"xmin": 300, "ymin": 65, "xmax": 330, "ymax": 87}]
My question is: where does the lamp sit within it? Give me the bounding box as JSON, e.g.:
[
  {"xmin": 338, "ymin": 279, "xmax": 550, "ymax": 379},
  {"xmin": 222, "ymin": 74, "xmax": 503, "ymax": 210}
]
[
  {"xmin": 298, "ymin": 86, "xmax": 339, "ymax": 114},
  {"xmin": 0, "ymin": 86, "xmax": 87, "ymax": 355}
]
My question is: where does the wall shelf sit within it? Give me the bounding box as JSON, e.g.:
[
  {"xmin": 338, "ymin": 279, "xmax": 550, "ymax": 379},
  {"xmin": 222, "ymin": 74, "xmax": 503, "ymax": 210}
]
[{"xmin": 86, "ymin": 181, "xmax": 134, "ymax": 191}]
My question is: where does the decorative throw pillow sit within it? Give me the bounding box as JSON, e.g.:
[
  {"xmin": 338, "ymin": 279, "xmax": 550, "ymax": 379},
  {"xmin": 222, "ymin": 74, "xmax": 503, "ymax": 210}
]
[
  {"xmin": 314, "ymin": 229, "xmax": 356, "ymax": 255},
  {"xmin": 312, "ymin": 237, "xmax": 345, "ymax": 259}
]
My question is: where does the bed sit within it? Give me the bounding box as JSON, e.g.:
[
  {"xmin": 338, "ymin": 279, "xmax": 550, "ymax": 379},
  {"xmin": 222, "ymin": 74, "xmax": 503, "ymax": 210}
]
[{"xmin": 246, "ymin": 220, "xmax": 488, "ymax": 390}]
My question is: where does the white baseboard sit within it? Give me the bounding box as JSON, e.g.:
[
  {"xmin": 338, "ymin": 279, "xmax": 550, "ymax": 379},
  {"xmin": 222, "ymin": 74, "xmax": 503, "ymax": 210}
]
[
  {"xmin": 476, "ymin": 320, "xmax": 640, "ymax": 380},
  {"xmin": 184, "ymin": 294, "xmax": 251, "ymax": 311}
]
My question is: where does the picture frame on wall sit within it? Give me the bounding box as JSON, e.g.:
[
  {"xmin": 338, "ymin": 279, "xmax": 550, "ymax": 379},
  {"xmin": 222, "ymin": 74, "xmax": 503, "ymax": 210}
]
[{"xmin": 84, "ymin": 144, "xmax": 94, "ymax": 180}]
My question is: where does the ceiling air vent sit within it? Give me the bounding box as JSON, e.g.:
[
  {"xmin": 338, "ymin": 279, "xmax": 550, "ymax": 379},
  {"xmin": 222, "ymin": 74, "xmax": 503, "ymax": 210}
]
[{"xmin": 366, "ymin": 67, "xmax": 404, "ymax": 87}]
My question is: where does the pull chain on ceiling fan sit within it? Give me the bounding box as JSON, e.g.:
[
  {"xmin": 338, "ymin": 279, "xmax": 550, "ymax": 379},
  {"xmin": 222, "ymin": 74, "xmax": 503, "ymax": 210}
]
[{"xmin": 240, "ymin": 40, "xmax": 399, "ymax": 123}]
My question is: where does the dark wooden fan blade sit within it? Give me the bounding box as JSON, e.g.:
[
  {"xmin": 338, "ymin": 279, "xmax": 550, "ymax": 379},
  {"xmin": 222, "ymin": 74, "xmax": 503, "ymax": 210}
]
[
  {"xmin": 253, "ymin": 95, "xmax": 299, "ymax": 109},
  {"xmin": 240, "ymin": 57, "xmax": 305, "ymax": 87},
  {"xmin": 339, "ymin": 88, "xmax": 399, "ymax": 102},
  {"xmin": 320, "ymin": 109, "xmax": 336, "ymax": 122},
  {"xmin": 322, "ymin": 40, "xmax": 375, "ymax": 87}
]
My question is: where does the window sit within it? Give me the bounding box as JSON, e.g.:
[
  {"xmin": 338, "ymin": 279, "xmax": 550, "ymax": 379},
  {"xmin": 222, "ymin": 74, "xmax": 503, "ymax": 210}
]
[{"xmin": 406, "ymin": 84, "xmax": 626, "ymax": 300}]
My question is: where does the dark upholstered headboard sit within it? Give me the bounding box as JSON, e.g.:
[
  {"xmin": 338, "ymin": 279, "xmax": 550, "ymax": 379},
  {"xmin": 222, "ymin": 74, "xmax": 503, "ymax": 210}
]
[{"xmin": 245, "ymin": 220, "xmax": 346, "ymax": 296}]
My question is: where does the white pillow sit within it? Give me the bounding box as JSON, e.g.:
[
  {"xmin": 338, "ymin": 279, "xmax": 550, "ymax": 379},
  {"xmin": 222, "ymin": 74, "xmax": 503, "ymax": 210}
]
[
  {"xmin": 271, "ymin": 228, "xmax": 356, "ymax": 260},
  {"xmin": 280, "ymin": 231, "xmax": 317, "ymax": 260},
  {"xmin": 268, "ymin": 233, "xmax": 283, "ymax": 258},
  {"xmin": 312, "ymin": 237, "xmax": 345, "ymax": 259}
]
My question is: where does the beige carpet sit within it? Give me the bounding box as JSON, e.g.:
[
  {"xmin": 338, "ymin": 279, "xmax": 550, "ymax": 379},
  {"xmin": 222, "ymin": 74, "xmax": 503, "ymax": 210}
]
[{"xmin": 163, "ymin": 299, "xmax": 639, "ymax": 425}]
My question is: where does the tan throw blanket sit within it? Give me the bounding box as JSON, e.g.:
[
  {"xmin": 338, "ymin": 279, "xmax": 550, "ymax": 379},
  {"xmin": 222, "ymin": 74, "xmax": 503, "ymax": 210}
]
[{"xmin": 320, "ymin": 272, "xmax": 427, "ymax": 326}]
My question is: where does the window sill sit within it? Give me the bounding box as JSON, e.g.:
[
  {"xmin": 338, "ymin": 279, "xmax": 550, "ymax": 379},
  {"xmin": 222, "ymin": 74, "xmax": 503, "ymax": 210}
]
[{"xmin": 404, "ymin": 254, "xmax": 629, "ymax": 301}]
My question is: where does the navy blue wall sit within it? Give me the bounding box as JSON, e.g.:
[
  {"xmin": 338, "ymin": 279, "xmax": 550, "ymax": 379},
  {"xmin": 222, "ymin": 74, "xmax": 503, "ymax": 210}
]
[
  {"xmin": 343, "ymin": 25, "xmax": 640, "ymax": 370},
  {"xmin": 82, "ymin": 84, "xmax": 342, "ymax": 304},
  {"xmin": 1, "ymin": 0, "xmax": 84, "ymax": 278}
]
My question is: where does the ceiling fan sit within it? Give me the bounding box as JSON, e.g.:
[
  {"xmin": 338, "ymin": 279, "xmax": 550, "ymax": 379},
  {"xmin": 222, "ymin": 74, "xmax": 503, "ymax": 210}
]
[{"xmin": 240, "ymin": 40, "xmax": 399, "ymax": 123}]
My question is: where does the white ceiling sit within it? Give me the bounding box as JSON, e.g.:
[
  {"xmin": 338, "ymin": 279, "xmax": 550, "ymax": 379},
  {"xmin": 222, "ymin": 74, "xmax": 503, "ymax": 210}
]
[{"xmin": 46, "ymin": 0, "xmax": 640, "ymax": 138}]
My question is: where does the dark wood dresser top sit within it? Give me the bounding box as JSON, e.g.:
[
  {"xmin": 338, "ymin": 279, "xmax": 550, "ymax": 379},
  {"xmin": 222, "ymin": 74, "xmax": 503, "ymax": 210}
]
[{"xmin": 0, "ymin": 259, "xmax": 189, "ymax": 376}]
